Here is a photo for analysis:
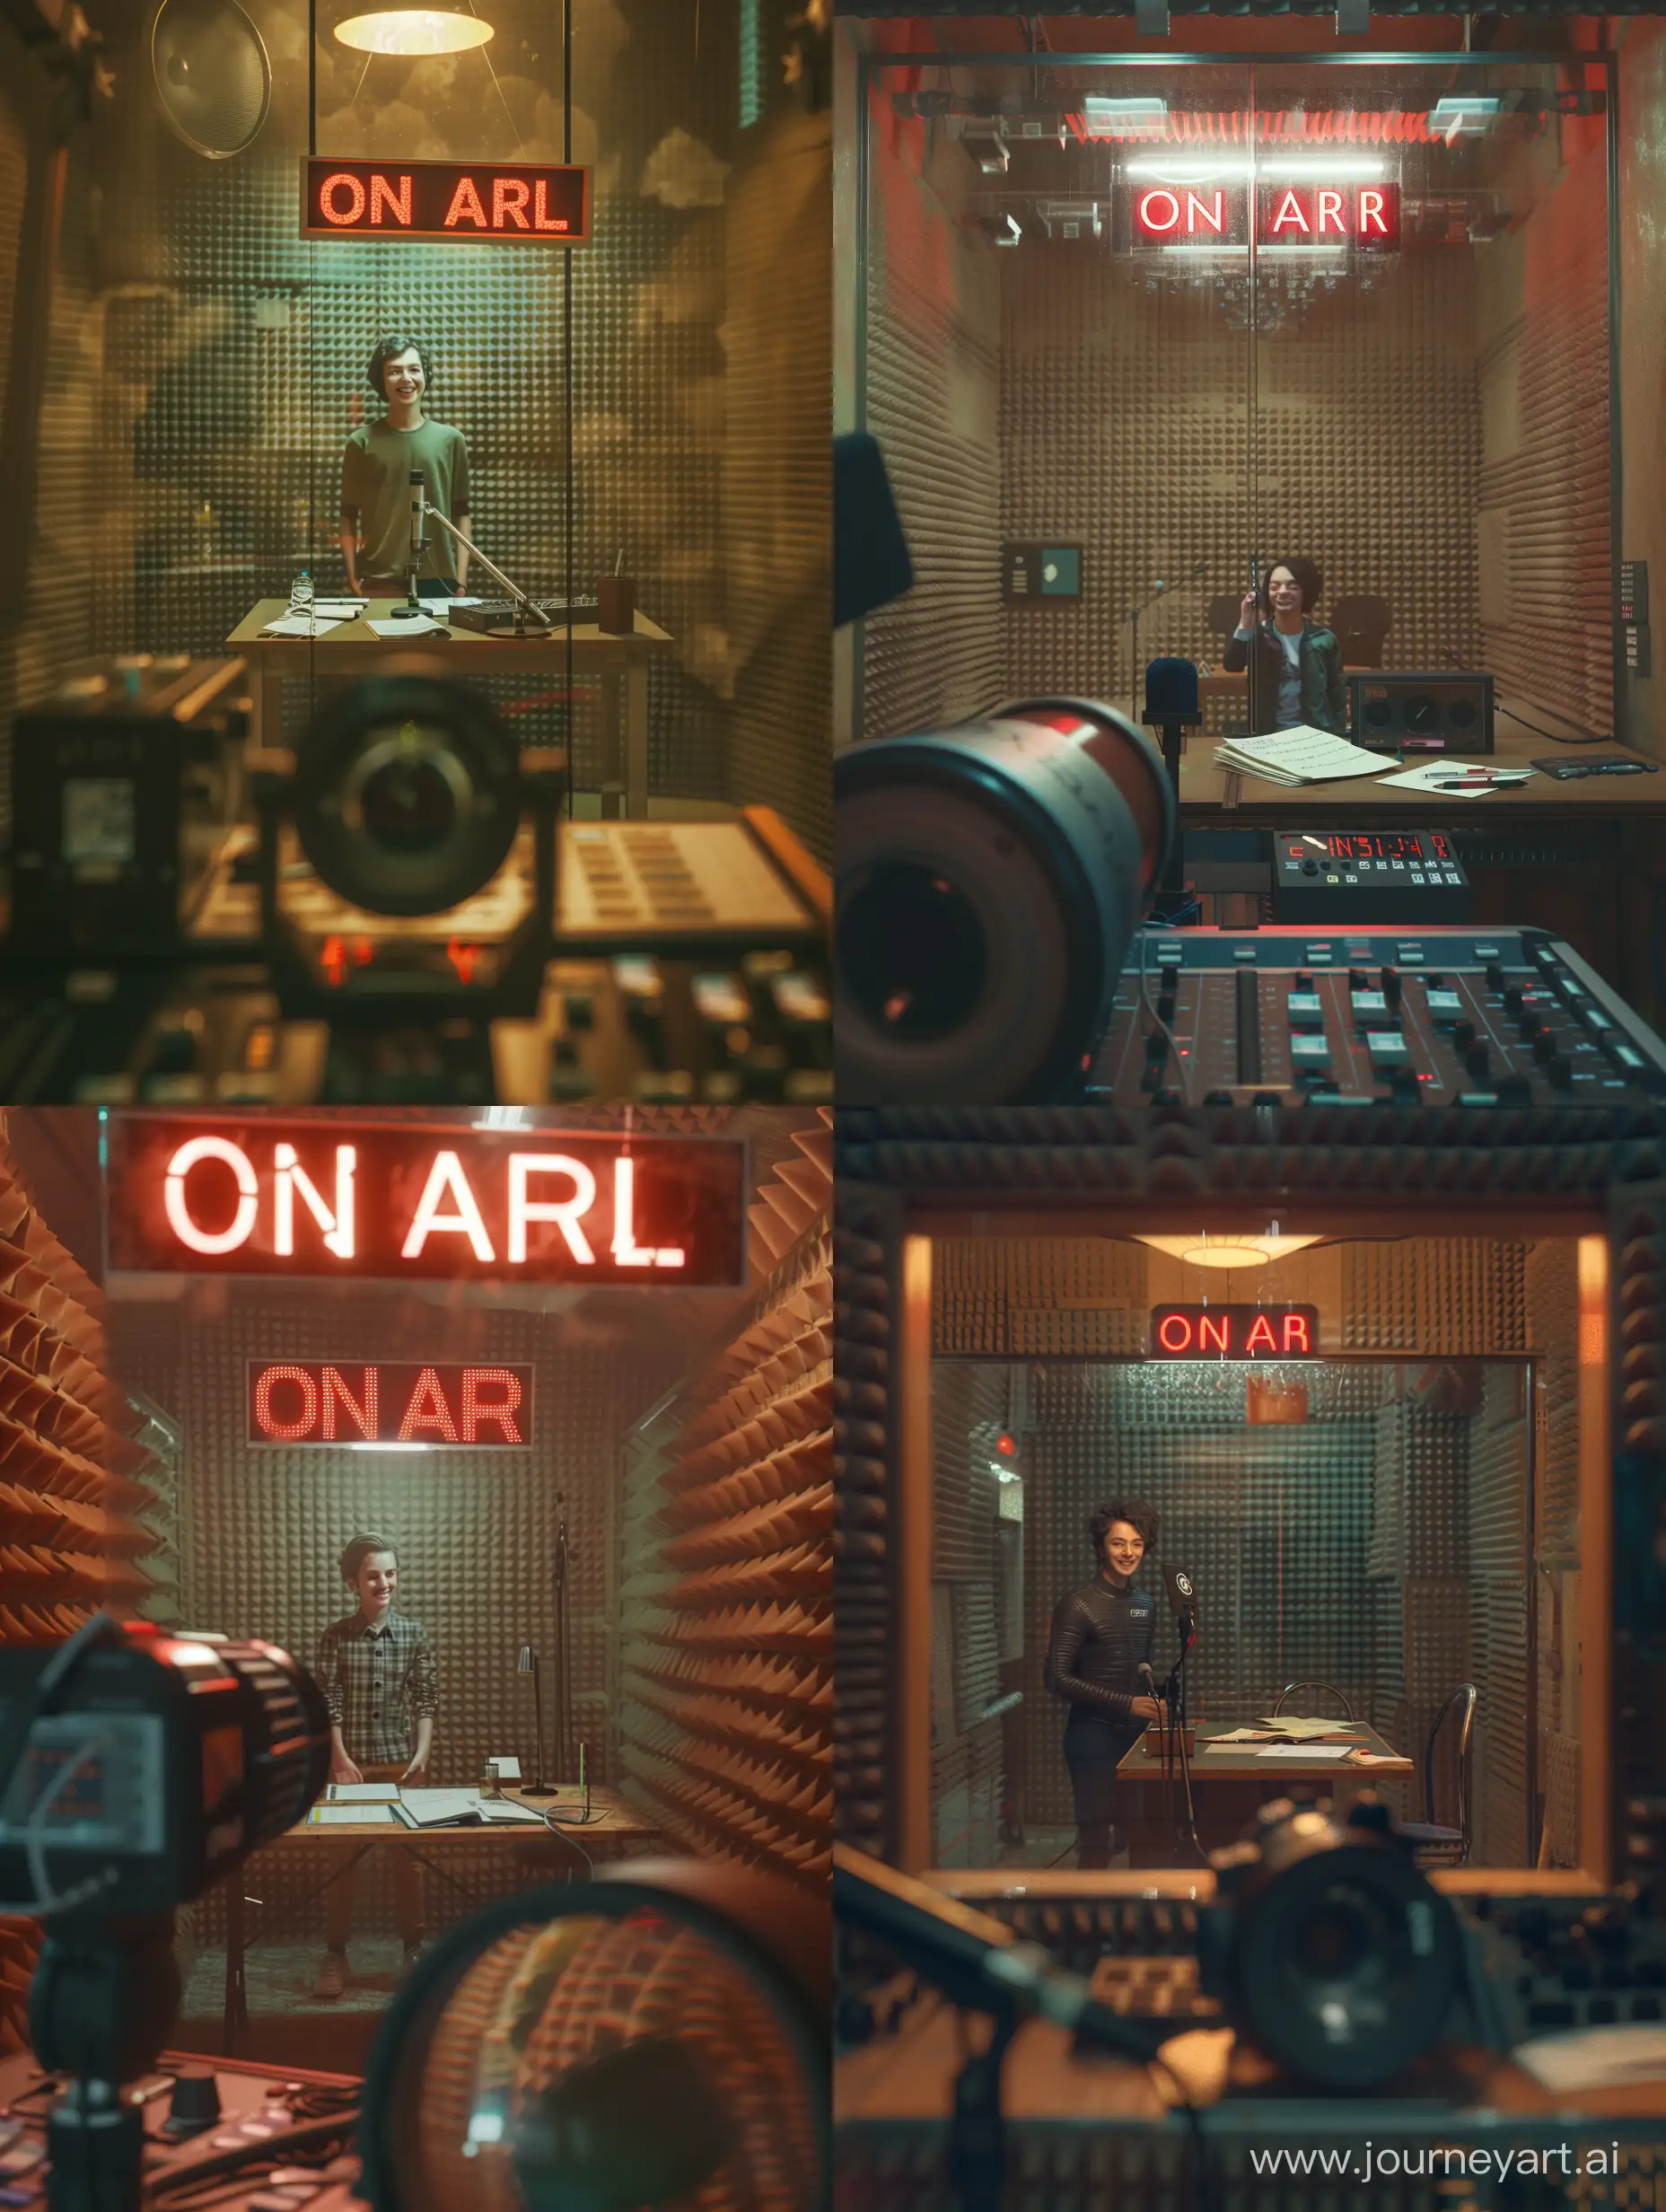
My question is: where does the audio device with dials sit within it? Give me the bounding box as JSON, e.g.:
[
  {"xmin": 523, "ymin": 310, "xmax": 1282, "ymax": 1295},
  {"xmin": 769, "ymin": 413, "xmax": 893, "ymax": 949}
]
[
  {"xmin": 1094, "ymin": 925, "xmax": 1666, "ymax": 1110},
  {"xmin": 1348, "ymin": 670, "xmax": 1495, "ymax": 752},
  {"xmin": 1273, "ymin": 830, "xmax": 1472, "ymax": 922},
  {"xmin": 10, "ymin": 655, "xmax": 250, "ymax": 959}
]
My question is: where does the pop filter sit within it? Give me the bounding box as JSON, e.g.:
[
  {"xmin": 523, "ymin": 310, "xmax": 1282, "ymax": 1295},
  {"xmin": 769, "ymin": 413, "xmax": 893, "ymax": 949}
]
[{"xmin": 151, "ymin": 0, "xmax": 271, "ymax": 160}]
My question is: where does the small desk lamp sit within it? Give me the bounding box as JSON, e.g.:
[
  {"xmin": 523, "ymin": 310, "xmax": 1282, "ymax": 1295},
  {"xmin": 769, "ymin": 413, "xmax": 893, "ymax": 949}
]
[{"xmin": 516, "ymin": 1645, "xmax": 554, "ymax": 1795}]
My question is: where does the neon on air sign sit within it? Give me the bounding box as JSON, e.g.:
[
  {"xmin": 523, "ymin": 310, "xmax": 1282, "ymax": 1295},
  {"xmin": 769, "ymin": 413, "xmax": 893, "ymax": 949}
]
[
  {"xmin": 1133, "ymin": 181, "xmax": 1400, "ymax": 250},
  {"xmin": 248, "ymin": 1362, "xmax": 532, "ymax": 1448},
  {"xmin": 1149, "ymin": 1304, "xmax": 1320, "ymax": 1359},
  {"xmin": 300, "ymin": 158, "xmax": 591, "ymax": 244},
  {"xmin": 105, "ymin": 1119, "xmax": 747, "ymax": 1286}
]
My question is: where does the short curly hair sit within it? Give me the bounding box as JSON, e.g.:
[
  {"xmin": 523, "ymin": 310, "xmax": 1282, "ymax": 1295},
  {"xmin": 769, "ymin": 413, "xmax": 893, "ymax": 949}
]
[
  {"xmin": 1263, "ymin": 555, "xmax": 1323, "ymax": 613},
  {"xmin": 339, "ymin": 1530, "xmax": 399, "ymax": 1584},
  {"xmin": 1087, "ymin": 1498, "xmax": 1160, "ymax": 1560},
  {"xmin": 366, "ymin": 333, "xmax": 433, "ymax": 399}
]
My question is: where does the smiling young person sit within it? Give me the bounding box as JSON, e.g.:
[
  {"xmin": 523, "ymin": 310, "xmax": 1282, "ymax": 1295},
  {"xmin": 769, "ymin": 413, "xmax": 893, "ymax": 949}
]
[
  {"xmin": 1044, "ymin": 1500, "xmax": 1166, "ymax": 1870},
  {"xmin": 338, "ymin": 334, "xmax": 472, "ymax": 599}
]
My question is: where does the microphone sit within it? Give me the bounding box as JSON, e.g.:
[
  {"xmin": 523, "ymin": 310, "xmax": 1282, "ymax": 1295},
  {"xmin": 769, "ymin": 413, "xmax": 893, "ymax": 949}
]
[
  {"xmin": 832, "ymin": 1845, "xmax": 1161, "ymax": 2060},
  {"xmin": 408, "ymin": 468, "xmax": 425, "ymax": 561},
  {"xmin": 1137, "ymin": 1662, "xmax": 1156, "ymax": 1690},
  {"xmin": 1142, "ymin": 659, "xmax": 1200, "ymax": 913},
  {"xmin": 512, "ymin": 2034, "xmax": 733, "ymax": 2210},
  {"xmin": 1163, "ymin": 1564, "xmax": 1198, "ymax": 1624}
]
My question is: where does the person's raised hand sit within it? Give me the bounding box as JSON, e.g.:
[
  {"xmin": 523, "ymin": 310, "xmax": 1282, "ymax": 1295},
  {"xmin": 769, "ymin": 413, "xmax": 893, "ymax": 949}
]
[
  {"xmin": 1239, "ymin": 591, "xmax": 1258, "ymax": 629},
  {"xmin": 331, "ymin": 1752, "xmax": 364, "ymax": 1786}
]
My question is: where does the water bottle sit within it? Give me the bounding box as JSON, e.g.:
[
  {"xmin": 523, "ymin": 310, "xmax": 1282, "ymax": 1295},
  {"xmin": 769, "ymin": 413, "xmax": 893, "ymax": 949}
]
[{"xmin": 291, "ymin": 568, "xmax": 313, "ymax": 619}]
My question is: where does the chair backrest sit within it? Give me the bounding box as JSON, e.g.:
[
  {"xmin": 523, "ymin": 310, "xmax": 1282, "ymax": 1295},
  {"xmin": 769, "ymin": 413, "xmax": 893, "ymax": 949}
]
[
  {"xmin": 1273, "ymin": 1680, "xmax": 1355, "ymax": 1720},
  {"xmin": 1331, "ymin": 593, "xmax": 1394, "ymax": 668},
  {"xmin": 1424, "ymin": 1684, "xmax": 1478, "ymax": 1850}
]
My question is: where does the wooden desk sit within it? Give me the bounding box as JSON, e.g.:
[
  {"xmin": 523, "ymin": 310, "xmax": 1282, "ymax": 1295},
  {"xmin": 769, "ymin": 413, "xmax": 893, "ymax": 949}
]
[
  {"xmin": 1176, "ymin": 715, "xmax": 1666, "ymax": 1029},
  {"xmin": 226, "ymin": 600, "xmax": 672, "ymax": 818},
  {"xmin": 223, "ymin": 1784, "xmax": 661, "ymax": 2055},
  {"xmin": 1118, "ymin": 1724, "xmax": 1412, "ymax": 1862}
]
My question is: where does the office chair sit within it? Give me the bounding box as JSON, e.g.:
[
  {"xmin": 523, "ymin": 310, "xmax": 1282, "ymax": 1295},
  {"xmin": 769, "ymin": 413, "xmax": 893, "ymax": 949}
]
[
  {"xmin": 1273, "ymin": 1681, "xmax": 1355, "ymax": 1720},
  {"xmin": 1331, "ymin": 593, "xmax": 1393, "ymax": 670},
  {"xmin": 1396, "ymin": 1683, "xmax": 1477, "ymax": 1866}
]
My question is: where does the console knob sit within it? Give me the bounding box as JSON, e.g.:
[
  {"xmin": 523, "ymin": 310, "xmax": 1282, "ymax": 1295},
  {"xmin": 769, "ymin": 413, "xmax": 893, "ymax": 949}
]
[
  {"xmin": 1465, "ymin": 1042, "xmax": 1490, "ymax": 1079},
  {"xmin": 1485, "ymin": 961, "xmax": 1506, "ymax": 989},
  {"xmin": 1519, "ymin": 1012, "xmax": 1542, "ymax": 1041},
  {"xmin": 1548, "ymin": 1055, "xmax": 1574, "ymax": 1090},
  {"xmin": 1503, "ymin": 986, "xmax": 1524, "ymax": 1015},
  {"xmin": 1301, "ymin": 859, "xmax": 1320, "ymax": 876},
  {"xmin": 1452, "ymin": 1019, "xmax": 1477, "ymax": 1050},
  {"xmin": 1380, "ymin": 967, "xmax": 1402, "ymax": 1009},
  {"xmin": 1532, "ymin": 1033, "xmax": 1556, "ymax": 1064},
  {"xmin": 167, "ymin": 2073, "xmax": 223, "ymax": 2135}
]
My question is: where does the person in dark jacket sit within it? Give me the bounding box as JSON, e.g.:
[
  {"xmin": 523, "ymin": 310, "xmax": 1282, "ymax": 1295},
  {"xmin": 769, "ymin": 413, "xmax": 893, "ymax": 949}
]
[
  {"xmin": 1223, "ymin": 555, "xmax": 1347, "ymax": 737},
  {"xmin": 1044, "ymin": 1498, "xmax": 1165, "ymax": 1869}
]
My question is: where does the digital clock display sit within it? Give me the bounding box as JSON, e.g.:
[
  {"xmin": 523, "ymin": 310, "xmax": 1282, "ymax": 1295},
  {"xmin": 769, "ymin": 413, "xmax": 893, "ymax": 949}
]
[{"xmin": 1285, "ymin": 833, "xmax": 1451, "ymax": 863}]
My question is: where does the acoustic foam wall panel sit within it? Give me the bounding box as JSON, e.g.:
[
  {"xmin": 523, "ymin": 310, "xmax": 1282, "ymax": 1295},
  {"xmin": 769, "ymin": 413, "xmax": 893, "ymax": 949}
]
[
  {"xmin": 618, "ymin": 1118, "xmax": 831, "ymax": 1887},
  {"xmin": 0, "ymin": 1119, "xmax": 162, "ymax": 2052},
  {"xmin": 998, "ymin": 243, "xmax": 1482, "ymax": 717},
  {"xmin": 1474, "ymin": 137, "xmax": 1612, "ymax": 737},
  {"xmin": 1343, "ymin": 1239, "xmax": 1528, "ymax": 1353},
  {"xmin": 934, "ymin": 1237, "xmax": 1147, "ymax": 1356},
  {"xmin": 110, "ymin": 1274, "xmax": 696, "ymax": 1944},
  {"xmin": 859, "ymin": 92, "xmax": 1004, "ymax": 743}
]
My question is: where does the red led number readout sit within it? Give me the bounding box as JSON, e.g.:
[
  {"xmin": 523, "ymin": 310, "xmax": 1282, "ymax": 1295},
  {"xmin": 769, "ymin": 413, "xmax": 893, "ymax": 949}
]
[{"xmin": 248, "ymin": 1362, "xmax": 531, "ymax": 1448}]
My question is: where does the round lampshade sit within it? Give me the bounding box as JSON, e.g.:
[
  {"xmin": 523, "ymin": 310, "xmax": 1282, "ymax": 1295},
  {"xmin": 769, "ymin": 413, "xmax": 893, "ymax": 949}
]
[{"xmin": 334, "ymin": 10, "xmax": 494, "ymax": 55}]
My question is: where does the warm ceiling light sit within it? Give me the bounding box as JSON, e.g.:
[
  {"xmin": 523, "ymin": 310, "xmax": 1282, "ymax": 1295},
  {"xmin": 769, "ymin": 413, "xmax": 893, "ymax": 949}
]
[
  {"xmin": 334, "ymin": 10, "xmax": 494, "ymax": 55},
  {"xmin": 1134, "ymin": 1233, "xmax": 1323, "ymax": 1271}
]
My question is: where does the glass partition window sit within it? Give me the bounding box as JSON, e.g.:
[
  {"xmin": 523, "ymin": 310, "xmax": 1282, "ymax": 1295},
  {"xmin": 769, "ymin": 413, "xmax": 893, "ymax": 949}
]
[
  {"xmin": 1, "ymin": 0, "xmax": 832, "ymax": 846},
  {"xmin": 855, "ymin": 52, "xmax": 1613, "ymax": 751}
]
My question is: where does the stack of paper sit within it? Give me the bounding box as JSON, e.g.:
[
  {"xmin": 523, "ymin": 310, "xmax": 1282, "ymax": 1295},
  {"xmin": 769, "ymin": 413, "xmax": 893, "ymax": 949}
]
[
  {"xmin": 1256, "ymin": 1714, "xmax": 1357, "ymax": 1738},
  {"xmin": 262, "ymin": 612, "xmax": 349, "ymax": 639},
  {"xmin": 1215, "ymin": 726, "xmax": 1394, "ymax": 786}
]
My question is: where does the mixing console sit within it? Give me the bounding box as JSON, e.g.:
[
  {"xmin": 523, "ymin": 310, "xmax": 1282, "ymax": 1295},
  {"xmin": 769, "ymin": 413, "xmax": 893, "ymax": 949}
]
[
  {"xmin": 0, "ymin": 952, "xmax": 831, "ymax": 1107},
  {"xmin": 0, "ymin": 2050, "xmax": 362, "ymax": 2211},
  {"xmin": 1092, "ymin": 925, "xmax": 1666, "ymax": 1110}
]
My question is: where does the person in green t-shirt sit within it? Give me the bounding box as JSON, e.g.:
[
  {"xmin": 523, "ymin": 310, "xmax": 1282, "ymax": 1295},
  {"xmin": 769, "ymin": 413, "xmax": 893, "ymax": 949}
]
[{"xmin": 339, "ymin": 334, "xmax": 473, "ymax": 598}]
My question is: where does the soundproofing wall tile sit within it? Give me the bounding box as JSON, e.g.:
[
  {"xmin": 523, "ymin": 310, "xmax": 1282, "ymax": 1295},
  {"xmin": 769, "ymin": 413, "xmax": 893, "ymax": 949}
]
[
  {"xmin": 934, "ymin": 1237, "xmax": 1147, "ymax": 1356},
  {"xmin": 1526, "ymin": 1238, "xmax": 1582, "ymax": 1563},
  {"xmin": 0, "ymin": 1116, "xmax": 163, "ymax": 2051},
  {"xmin": 997, "ymin": 242, "xmax": 1482, "ymax": 717},
  {"xmin": 1343, "ymin": 1240, "xmax": 1528, "ymax": 1353},
  {"xmin": 859, "ymin": 92, "xmax": 1004, "ymax": 742},
  {"xmin": 618, "ymin": 1118, "xmax": 832, "ymax": 1889},
  {"xmin": 1474, "ymin": 139, "xmax": 1613, "ymax": 736}
]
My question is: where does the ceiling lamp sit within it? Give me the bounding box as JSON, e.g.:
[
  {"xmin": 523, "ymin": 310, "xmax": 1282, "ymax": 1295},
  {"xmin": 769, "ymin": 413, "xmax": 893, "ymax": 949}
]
[
  {"xmin": 334, "ymin": 10, "xmax": 494, "ymax": 55},
  {"xmin": 1133, "ymin": 1232, "xmax": 1322, "ymax": 1271}
]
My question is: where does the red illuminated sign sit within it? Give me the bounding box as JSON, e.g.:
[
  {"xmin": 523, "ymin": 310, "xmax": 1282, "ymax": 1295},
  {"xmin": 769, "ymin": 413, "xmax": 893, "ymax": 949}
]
[
  {"xmin": 300, "ymin": 159, "xmax": 591, "ymax": 244},
  {"xmin": 1149, "ymin": 1304, "xmax": 1320, "ymax": 1359},
  {"xmin": 247, "ymin": 1362, "xmax": 533, "ymax": 1448},
  {"xmin": 1132, "ymin": 181, "xmax": 1399, "ymax": 250},
  {"xmin": 105, "ymin": 1119, "xmax": 747, "ymax": 1286}
]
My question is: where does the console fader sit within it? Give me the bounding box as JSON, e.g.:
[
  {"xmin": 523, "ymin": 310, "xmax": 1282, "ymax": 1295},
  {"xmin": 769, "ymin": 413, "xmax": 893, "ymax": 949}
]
[{"xmin": 1093, "ymin": 926, "xmax": 1666, "ymax": 1110}]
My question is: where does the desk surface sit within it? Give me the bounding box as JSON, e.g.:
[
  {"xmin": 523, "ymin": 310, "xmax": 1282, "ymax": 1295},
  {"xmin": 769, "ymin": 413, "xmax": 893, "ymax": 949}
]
[
  {"xmin": 1120, "ymin": 1722, "xmax": 1411, "ymax": 1778},
  {"xmin": 228, "ymin": 599, "xmax": 671, "ymax": 652},
  {"xmin": 1181, "ymin": 717, "xmax": 1666, "ymax": 818},
  {"xmin": 285, "ymin": 1782, "xmax": 658, "ymax": 1840}
]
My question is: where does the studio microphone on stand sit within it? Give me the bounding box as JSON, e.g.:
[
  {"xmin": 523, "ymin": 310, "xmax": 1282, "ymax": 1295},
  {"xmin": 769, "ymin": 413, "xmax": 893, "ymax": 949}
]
[
  {"xmin": 1142, "ymin": 657, "xmax": 1200, "ymax": 923},
  {"xmin": 1160, "ymin": 1566, "xmax": 1206, "ymax": 1863},
  {"xmin": 391, "ymin": 468, "xmax": 425, "ymax": 619}
]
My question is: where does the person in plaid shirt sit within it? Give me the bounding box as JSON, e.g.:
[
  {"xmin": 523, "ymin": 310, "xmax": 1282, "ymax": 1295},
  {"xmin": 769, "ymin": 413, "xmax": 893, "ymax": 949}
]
[{"xmin": 312, "ymin": 1531, "xmax": 437, "ymax": 1998}]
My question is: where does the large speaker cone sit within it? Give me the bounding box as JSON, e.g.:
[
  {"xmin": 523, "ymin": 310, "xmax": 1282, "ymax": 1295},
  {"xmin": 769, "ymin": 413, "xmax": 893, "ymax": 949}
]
[
  {"xmin": 151, "ymin": 0, "xmax": 272, "ymax": 160},
  {"xmin": 835, "ymin": 698, "xmax": 1175, "ymax": 1103}
]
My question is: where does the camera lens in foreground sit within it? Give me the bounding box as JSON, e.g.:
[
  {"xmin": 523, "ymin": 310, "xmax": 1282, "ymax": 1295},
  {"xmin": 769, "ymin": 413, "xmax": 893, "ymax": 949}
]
[{"xmin": 834, "ymin": 699, "xmax": 1175, "ymax": 1103}]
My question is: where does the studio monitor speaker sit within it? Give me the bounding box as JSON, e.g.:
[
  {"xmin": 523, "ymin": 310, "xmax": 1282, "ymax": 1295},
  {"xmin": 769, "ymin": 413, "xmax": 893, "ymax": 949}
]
[
  {"xmin": 151, "ymin": 0, "xmax": 271, "ymax": 160},
  {"xmin": 1348, "ymin": 671, "xmax": 1495, "ymax": 753}
]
